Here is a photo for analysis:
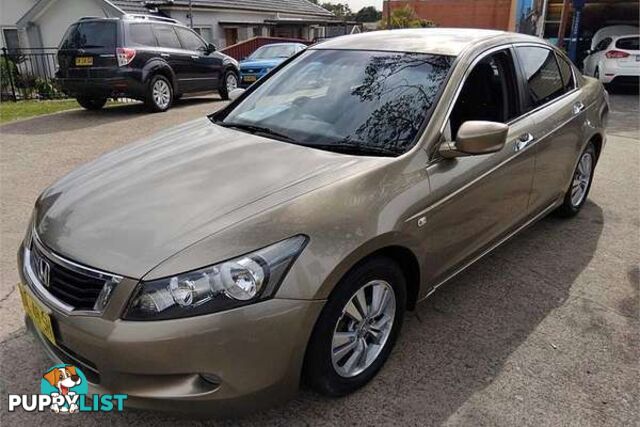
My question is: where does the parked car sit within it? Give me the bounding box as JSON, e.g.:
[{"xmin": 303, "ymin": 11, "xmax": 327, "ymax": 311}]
[
  {"xmin": 55, "ymin": 15, "xmax": 240, "ymax": 112},
  {"xmin": 21, "ymin": 29, "xmax": 608, "ymax": 415},
  {"xmin": 239, "ymin": 42, "xmax": 306, "ymax": 87},
  {"xmin": 583, "ymin": 25, "xmax": 639, "ymax": 86}
]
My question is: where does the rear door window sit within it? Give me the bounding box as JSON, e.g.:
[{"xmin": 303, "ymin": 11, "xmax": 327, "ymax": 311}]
[
  {"xmin": 615, "ymin": 37, "xmax": 640, "ymax": 50},
  {"xmin": 515, "ymin": 46, "xmax": 564, "ymax": 110},
  {"xmin": 153, "ymin": 24, "xmax": 181, "ymax": 49},
  {"xmin": 129, "ymin": 23, "xmax": 156, "ymax": 47},
  {"xmin": 175, "ymin": 27, "xmax": 206, "ymax": 51},
  {"xmin": 556, "ymin": 54, "xmax": 575, "ymax": 93},
  {"xmin": 60, "ymin": 21, "xmax": 116, "ymax": 49}
]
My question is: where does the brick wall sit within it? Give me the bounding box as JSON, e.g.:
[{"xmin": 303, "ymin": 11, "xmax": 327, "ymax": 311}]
[{"xmin": 383, "ymin": 0, "xmax": 513, "ymax": 30}]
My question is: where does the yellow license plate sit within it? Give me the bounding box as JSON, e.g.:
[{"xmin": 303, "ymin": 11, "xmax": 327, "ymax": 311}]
[
  {"xmin": 243, "ymin": 75, "xmax": 257, "ymax": 82},
  {"xmin": 75, "ymin": 56, "xmax": 93, "ymax": 66},
  {"xmin": 18, "ymin": 284, "xmax": 56, "ymax": 345}
]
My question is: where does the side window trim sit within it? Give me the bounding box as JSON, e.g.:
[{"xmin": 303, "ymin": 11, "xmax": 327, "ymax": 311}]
[{"xmin": 555, "ymin": 52, "xmax": 576, "ymax": 92}]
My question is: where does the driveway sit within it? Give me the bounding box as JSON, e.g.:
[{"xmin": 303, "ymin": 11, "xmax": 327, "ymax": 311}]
[{"xmin": 0, "ymin": 94, "xmax": 638, "ymax": 426}]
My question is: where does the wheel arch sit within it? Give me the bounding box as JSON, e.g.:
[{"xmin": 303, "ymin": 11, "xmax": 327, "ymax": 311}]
[
  {"xmin": 317, "ymin": 239, "xmax": 423, "ymax": 312},
  {"xmin": 142, "ymin": 60, "xmax": 178, "ymax": 93}
]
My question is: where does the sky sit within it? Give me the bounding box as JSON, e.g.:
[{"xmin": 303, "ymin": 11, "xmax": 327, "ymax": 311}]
[{"xmin": 323, "ymin": 0, "xmax": 384, "ymax": 12}]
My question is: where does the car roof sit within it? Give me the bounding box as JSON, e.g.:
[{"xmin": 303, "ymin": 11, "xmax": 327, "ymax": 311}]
[{"xmin": 311, "ymin": 28, "xmax": 543, "ymax": 56}]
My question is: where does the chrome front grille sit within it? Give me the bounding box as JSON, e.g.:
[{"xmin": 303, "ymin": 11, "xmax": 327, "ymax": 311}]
[{"xmin": 25, "ymin": 234, "xmax": 121, "ymax": 313}]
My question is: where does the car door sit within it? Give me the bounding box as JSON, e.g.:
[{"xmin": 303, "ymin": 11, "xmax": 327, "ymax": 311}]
[
  {"xmin": 421, "ymin": 48, "xmax": 536, "ymax": 286},
  {"xmin": 174, "ymin": 26, "xmax": 223, "ymax": 92},
  {"xmin": 514, "ymin": 46, "xmax": 585, "ymax": 213},
  {"xmin": 152, "ymin": 24, "xmax": 193, "ymax": 92}
]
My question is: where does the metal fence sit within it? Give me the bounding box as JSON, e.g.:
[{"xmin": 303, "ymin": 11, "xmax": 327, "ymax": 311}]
[{"xmin": 1, "ymin": 47, "xmax": 64, "ymax": 101}]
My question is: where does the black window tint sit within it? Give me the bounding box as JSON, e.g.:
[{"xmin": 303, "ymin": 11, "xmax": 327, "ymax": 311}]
[
  {"xmin": 595, "ymin": 37, "xmax": 611, "ymax": 52},
  {"xmin": 129, "ymin": 23, "xmax": 156, "ymax": 47},
  {"xmin": 153, "ymin": 24, "xmax": 180, "ymax": 49},
  {"xmin": 175, "ymin": 27, "xmax": 206, "ymax": 51},
  {"xmin": 516, "ymin": 46, "xmax": 564, "ymax": 109},
  {"xmin": 616, "ymin": 37, "xmax": 640, "ymax": 50},
  {"xmin": 60, "ymin": 21, "xmax": 116, "ymax": 49},
  {"xmin": 556, "ymin": 54, "xmax": 574, "ymax": 92},
  {"xmin": 450, "ymin": 50, "xmax": 518, "ymax": 137}
]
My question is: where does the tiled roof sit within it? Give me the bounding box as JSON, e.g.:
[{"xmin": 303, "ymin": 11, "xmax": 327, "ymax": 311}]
[{"xmin": 146, "ymin": 0, "xmax": 335, "ymax": 17}]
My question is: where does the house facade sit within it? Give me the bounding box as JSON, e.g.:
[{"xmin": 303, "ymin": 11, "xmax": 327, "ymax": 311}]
[{"xmin": 6, "ymin": 0, "xmax": 338, "ymax": 50}]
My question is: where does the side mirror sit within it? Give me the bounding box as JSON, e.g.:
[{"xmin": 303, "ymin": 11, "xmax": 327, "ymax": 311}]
[
  {"xmin": 228, "ymin": 88, "xmax": 245, "ymax": 101},
  {"xmin": 439, "ymin": 121, "xmax": 508, "ymax": 159},
  {"xmin": 207, "ymin": 43, "xmax": 216, "ymax": 53}
]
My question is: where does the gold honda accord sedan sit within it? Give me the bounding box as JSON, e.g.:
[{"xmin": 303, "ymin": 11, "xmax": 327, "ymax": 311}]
[{"xmin": 19, "ymin": 29, "xmax": 608, "ymax": 414}]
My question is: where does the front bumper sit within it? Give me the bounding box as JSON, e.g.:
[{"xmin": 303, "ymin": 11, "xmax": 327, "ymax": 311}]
[{"xmin": 19, "ymin": 247, "xmax": 324, "ymax": 415}]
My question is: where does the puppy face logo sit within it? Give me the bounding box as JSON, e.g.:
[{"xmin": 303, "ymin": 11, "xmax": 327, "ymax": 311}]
[{"xmin": 41, "ymin": 364, "xmax": 87, "ymax": 414}]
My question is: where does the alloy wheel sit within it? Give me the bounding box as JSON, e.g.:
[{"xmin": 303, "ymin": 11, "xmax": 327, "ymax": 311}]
[
  {"xmin": 571, "ymin": 151, "xmax": 593, "ymax": 206},
  {"xmin": 331, "ymin": 280, "xmax": 396, "ymax": 378},
  {"xmin": 226, "ymin": 73, "xmax": 238, "ymax": 93},
  {"xmin": 152, "ymin": 79, "xmax": 171, "ymax": 109}
]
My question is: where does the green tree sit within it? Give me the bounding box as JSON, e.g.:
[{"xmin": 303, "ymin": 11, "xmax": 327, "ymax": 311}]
[
  {"xmin": 319, "ymin": 2, "xmax": 354, "ymax": 20},
  {"xmin": 383, "ymin": 5, "xmax": 435, "ymax": 29},
  {"xmin": 355, "ymin": 6, "xmax": 382, "ymax": 23}
]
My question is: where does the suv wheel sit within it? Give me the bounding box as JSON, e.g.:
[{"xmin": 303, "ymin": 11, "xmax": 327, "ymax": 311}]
[
  {"xmin": 219, "ymin": 70, "xmax": 238, "ymax": 101},
  {"xmin": 146, "ymin": 75, "xmax": 173, "ymax": 112},
  {"xmin": 76, "ymin": 97, "xmax": 107, "ymax": 111},
  {"xmin": 303, "ymin": 256, "xmax": 406, "ymax": 396},
  {"xmin": 555, "ymin": 142, "xmax": 596, "ymax": 217}
]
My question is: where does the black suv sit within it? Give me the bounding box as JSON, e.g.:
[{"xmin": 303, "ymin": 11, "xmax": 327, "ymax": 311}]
[{"xmin": 56, "ymin": 15, "xmax": 240, "ymax": 112}]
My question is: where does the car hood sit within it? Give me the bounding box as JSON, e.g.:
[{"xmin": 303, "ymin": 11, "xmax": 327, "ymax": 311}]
[
  {"xmin": 35, "ymin": 118, "xmax": 381, "ymax": 278},
  {"xmin": 239, "ymin": 58, "xmax": 285, "ymax": 69}
]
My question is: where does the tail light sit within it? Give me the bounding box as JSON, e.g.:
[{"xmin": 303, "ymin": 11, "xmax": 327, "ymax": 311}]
[
  {"xmin": 116, "ymin": 47, "xmax": 136, "ymax": 66},
  {"xmin": 605, "ymin": 50, "xmax": 630, "ymax": 59}
]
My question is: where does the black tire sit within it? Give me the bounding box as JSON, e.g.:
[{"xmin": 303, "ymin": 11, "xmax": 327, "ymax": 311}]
[
  {"xmin": 555, "ymin": 142, "xmax": 596, "ymax": 218},
  {"xmin": 145, "ymin": 74, "xmax": 173, "ymax": 112},
  {"xmin": 219, "ymin": 69, "xmax": 238, "ymax": 101},
  {"xmin": 303, "ymin": 256, "xmax": 406, "ymax": 396},
  {"xmin": 76, "ymin": 97, "xmax": 107, "ymax": 111}
]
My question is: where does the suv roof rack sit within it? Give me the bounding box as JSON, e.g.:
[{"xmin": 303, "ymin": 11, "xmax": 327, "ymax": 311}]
[
  {"xmin": 78, "ymin": 16, "xmax": 108, "ymax": 21},
  {"xmin": 124, "ymin": 14, "xmax": 183, "ymax": 25}
]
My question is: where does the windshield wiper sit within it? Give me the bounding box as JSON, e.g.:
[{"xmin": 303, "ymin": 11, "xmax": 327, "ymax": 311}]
[
  {"xmin": 219, "ymin": 122, "xmax": 297, "ymax": 143},
  {"xmin": 307, "ymin": 142, "xmax": 399, "ymax": 157}
]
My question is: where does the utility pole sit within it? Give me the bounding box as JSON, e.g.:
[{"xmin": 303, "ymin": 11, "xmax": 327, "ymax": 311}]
[
  {"xmin": 386, "ymin": 0, "xmax": 391, "ymax": 29},
  {"xmin": 188, "ymin": 0, "xmax": 193, "ymax": 28}
]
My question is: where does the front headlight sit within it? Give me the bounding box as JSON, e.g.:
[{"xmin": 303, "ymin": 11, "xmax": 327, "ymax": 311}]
[{"xmin": 123, "ymin": 235, "xmax": 307, "ymax": 320}]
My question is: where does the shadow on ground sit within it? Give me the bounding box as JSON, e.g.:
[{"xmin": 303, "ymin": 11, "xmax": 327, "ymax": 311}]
[
  {"xmin": 0, "ymin": 97, "xmax": 219, "ymax": 136},
  {"xmin": 0, "ymin": 202, "xmax": 604, "ymax": 425}
]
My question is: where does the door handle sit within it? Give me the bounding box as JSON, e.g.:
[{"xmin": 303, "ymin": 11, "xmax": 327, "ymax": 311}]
[
  {"xmin": 160, "ymin": 53, "xmax": 170, "ymax": 58},
  {"xmin": 573, "ymin": 101, "xmax": 585, "ymax": 115},
  {"xmin": 514, "ymin": 133, "xmax": 535, "ymax": 151}
]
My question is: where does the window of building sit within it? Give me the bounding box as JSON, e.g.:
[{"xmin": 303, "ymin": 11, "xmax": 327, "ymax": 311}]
[
  {"xmin": 2, "ymin": 28, "xmax": 19, "ymax": 50},
  {"xmin": 516, "ymin": 46, "xmax": 564, "ymax": 109},
  {"xmin": 194, "ymin": 27, "xmax": 213, "ymax": 43}
]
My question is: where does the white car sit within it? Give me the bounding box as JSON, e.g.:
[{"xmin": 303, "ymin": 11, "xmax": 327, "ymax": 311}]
[{"xmin": 583, "ymin": 25, "xmax": 639, "ymax": 86}]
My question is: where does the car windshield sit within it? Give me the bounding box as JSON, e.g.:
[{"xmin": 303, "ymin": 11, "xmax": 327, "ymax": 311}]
[
  {"xmin": 249, "ymin": 44, "xmax": 301, "ymax": 59},
  {"xmin": 219, "ymin": 49, "xmax": 453, "ymax": 156},
  {"xmin": 60, "ymin": 21, "xmax": 116, "ymax": 49}
]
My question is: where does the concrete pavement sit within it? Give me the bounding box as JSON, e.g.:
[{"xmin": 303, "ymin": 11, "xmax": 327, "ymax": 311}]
[{"xmin": 0, "ymin": 94, "xmax": 637, "ymax": 426}]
